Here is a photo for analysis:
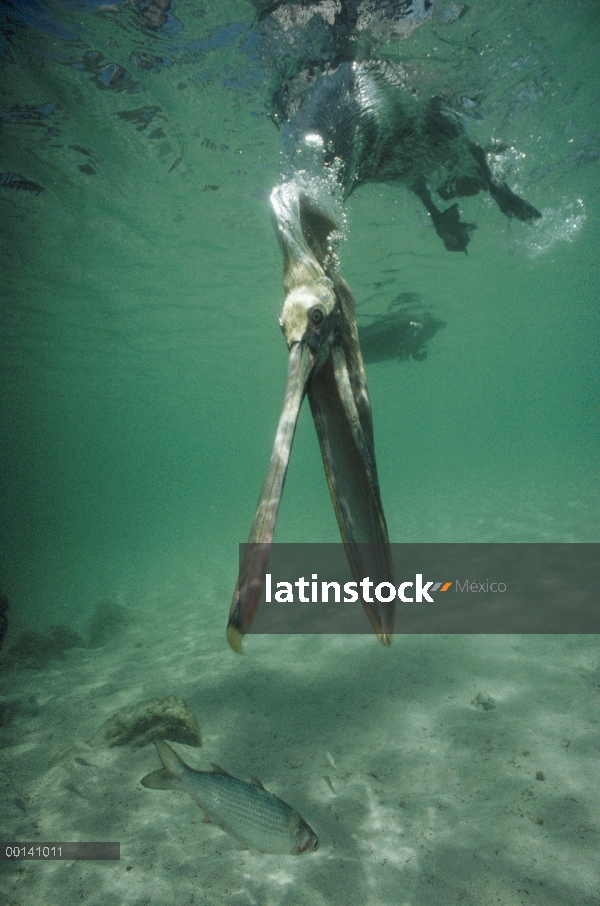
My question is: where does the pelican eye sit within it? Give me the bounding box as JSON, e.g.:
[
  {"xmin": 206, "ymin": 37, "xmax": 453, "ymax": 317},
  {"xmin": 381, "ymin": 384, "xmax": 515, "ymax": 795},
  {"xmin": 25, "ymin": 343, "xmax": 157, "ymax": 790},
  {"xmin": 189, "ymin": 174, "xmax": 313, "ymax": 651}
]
[{"xmin": 309, "ymin": 306, "xmax": 325, "ymax": 327}]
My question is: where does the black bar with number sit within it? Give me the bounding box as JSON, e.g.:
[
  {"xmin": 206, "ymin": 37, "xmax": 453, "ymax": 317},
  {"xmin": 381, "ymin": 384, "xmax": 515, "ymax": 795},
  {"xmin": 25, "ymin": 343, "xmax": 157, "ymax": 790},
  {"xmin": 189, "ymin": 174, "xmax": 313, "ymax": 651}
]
[{"xmin": 1, "ymin": 843, "xmax": 120, "ymax": 860}]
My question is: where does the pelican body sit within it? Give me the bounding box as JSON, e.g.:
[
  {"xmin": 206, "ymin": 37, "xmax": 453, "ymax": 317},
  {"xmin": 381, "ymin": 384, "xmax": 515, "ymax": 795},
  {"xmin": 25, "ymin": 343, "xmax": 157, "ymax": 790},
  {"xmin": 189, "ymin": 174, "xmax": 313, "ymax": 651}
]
[{"xmin": 286, "ymin": 61, "xmax": 541, "ymax": 252}]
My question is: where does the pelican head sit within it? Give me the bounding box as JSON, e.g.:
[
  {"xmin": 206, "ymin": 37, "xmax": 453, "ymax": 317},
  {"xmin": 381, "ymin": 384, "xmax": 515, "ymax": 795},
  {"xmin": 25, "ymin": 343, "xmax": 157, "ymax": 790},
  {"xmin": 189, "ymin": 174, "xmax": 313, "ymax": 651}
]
[{"xmin": 227, "ymin": 183, "xmax": 394, "ymax": 654}]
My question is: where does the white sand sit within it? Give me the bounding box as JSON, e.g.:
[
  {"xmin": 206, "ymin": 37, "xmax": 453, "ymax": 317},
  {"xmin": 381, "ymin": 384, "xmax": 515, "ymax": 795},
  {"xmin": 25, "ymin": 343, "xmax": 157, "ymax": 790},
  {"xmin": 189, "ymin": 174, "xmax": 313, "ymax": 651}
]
[{"xmin": 1, "ymin": 586, "xmax": 599, "ymax": 906}]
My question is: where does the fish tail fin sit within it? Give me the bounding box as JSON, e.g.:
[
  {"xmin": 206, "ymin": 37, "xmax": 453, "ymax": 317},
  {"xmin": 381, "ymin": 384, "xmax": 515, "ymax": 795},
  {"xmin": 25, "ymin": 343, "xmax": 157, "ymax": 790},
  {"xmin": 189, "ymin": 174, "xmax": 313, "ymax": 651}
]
[
  {"xmin": 141, "ymin": 739, "xmax": 187, "ymax": 790},
  {"xmin": 141, "ymin": 768, "xmax": 176, "ymax": 790}
]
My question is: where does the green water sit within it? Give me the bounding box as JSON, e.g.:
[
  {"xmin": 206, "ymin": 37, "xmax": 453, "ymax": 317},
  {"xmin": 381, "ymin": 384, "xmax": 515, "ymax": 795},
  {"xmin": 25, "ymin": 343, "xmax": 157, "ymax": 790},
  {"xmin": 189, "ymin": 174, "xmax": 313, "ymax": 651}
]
[
  {"xmin": 0, "ymin": 2, "xmax": 599, "ymax": 903},
  {"xmin": 1, "ymin": 0, "xmax": 598, "ymax": 621}
]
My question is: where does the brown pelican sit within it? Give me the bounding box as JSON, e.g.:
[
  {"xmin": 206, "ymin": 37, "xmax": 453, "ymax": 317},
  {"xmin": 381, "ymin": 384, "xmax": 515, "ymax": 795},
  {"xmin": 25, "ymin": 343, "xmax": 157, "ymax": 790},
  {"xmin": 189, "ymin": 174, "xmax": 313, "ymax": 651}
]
[
  {"xmin": 227, "ymin": 181, "xmax": 395, "ymax": 654},
  {"xmin": 227, "ymin": 7, "xmax": 541, "ymax": 653},
  {"xmin": 285, "ymin": 62, "xmax": 541, "ymax": 253}
]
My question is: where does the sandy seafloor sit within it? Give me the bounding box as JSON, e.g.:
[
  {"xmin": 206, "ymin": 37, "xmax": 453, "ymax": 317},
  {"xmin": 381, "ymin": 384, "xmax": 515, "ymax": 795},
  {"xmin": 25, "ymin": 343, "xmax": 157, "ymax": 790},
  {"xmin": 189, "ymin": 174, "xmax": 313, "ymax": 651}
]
[{"xmin": 1, "ymin": 585, "xmax": 600, "ymax": 906}]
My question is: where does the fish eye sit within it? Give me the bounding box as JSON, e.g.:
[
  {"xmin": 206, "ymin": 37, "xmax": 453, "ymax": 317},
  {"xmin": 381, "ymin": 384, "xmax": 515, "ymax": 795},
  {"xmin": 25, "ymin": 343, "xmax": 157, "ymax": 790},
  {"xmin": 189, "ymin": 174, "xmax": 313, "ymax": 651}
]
[{"xmin": 309, "ymin": 306, "xmax": 325, "ymax": 327}]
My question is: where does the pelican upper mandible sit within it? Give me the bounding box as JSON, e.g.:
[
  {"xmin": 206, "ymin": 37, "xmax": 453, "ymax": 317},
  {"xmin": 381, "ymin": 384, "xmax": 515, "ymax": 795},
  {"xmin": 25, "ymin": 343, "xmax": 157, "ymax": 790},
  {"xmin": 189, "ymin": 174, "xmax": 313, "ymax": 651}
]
[{"xmin": 227, "ymin": 181, "xmax": 394, "ymax": 653}]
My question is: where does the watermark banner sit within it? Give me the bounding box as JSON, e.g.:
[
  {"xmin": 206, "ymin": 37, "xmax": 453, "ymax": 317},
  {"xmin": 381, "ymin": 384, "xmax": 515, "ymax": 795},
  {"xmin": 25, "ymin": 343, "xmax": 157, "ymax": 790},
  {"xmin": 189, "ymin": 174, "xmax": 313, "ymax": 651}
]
[{"xmin": 242, "ymin": 543, "xmax": 600, "ymax": 634}]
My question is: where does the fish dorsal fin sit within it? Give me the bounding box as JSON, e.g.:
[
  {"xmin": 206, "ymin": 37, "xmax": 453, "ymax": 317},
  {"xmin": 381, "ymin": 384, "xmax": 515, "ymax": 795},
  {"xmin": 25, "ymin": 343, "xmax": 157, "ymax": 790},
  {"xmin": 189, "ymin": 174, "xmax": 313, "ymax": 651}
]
[
  {"xmin": 250, "ymin": 775, "xmax": 266, "ymax": 790},
  {"xmin": 210, "ymin": 763, "xmax": 233, "ymax": 777}
]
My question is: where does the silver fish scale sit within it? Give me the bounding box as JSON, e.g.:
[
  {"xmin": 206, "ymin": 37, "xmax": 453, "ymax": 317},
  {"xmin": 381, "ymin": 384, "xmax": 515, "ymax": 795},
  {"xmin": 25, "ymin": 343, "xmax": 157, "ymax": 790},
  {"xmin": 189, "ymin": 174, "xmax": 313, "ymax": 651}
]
[{"xmin": 187, "ymin": 770, "xmax": 304, "ymax": 853}]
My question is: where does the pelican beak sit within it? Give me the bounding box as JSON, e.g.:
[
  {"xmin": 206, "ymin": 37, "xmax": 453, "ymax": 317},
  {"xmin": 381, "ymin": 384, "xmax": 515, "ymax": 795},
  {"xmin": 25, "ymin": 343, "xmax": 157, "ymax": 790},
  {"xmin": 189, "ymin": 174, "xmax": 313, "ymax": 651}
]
[
  {"xmin": 227, "ymin": 280, "xmax": 394, "ymax": 654},
  {"xmin": 307, "ymin": 300, "xmax": 395, "ymax": 649},
  {"xmin": 226, "ymin": 338, "xmax": 316, "ymax": 655},
  {"xmin": 227, "ymin": 184, "xmax": 394, "ymax": 654}
]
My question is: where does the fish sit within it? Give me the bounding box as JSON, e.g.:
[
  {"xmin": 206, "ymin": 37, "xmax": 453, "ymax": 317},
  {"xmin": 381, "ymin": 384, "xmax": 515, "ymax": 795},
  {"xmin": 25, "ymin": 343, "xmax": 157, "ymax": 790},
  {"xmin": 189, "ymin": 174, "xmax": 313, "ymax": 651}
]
[{"xmin": 141, "ymin": 739, "xmax": 319, "ymax": 855}]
